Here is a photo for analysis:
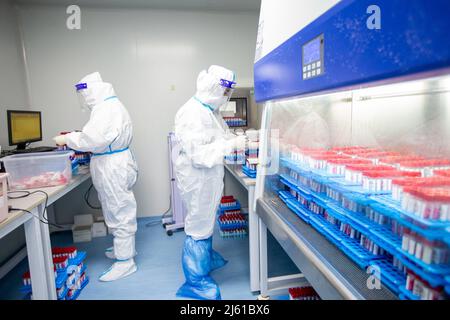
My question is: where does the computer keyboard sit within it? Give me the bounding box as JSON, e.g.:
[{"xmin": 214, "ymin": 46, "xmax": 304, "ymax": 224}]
[{"xmin": 12, "ymin": 146, "xmax": 57, "ymax": 154}]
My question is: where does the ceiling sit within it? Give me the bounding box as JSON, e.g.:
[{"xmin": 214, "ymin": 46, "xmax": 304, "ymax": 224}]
[{"xmin": 13, "ymin": 0, "xmax": 261, "ymax": 12}]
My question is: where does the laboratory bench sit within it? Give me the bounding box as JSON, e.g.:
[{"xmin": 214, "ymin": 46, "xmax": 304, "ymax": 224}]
[
  {"xmin": 224, "ymin": 164, "xmax": 260, "ymax": 292},
  {"xmin": 0, "ymin": 166, "xmax": 91, "ymax": 300},
  {"xmin": 256, "ymin": 196, "xmax": 398, "ymax": 300},
  {"xmin": 225, "ymin": 164, "xmax": 307, "ymax": 297}
]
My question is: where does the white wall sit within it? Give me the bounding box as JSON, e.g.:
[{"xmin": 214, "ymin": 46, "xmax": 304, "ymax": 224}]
[
  {"xmin": 18, "ymin": 4, "xmax": 259, "ymax": 217},
  {"xmin": 255, "ymin": 0, "xmax": 340, "ymax": 61},
  {"xmin": 0, "ymin": 1, "xmax": 29, "ymax": 147},
  {"xmin": 0, "ymin": 0, "xmax": 29, "ymax": 266}
]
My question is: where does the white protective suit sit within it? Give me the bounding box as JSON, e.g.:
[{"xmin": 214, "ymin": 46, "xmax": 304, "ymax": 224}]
[
  {"xmin": 65, "ymin": 73, "xmax": 138, "ymax": 277},
  {"xmin": 174, "ymin": 65, "xmax": 236, "ymax": 241}
]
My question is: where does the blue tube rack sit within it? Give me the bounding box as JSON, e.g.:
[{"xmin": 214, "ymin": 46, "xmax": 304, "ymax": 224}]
[
  {"xmin": 242, "ymin": 164, "xmax": 257, "ymax": 178},
  {"xmin": 218, "ymin": 200, "xmax": 241, "ymax": 213},
  {"xmin": 446, "ymin": 276, "xmax": 450, "ymax": 295},
  {"xmin": 309, "ymin": 213, "xmax": 381, "ymax": 269},
  {"xmin": 217, "ymin": 217, "xmax": 248, "ymax": 231},
  {"xmin": 279, "ymin": 191, "xmax": 311, "ymax": 223},
  {"xmin": 394, "ymin": 253, "xmax": 447, "ymax": 288},
  {"xmin": 279, "ymin": 174, "xmax": 313, "ymax": 200},
  {"xmin": 364, "ymin": 202, "xmax": 450, "ymax": 278},
  {"xmin": 54, "ymin": 251, "xmax": 87, "ymax": 275},
  {"xmin": 371, "ymin": 195, "xmax": 450, "ymax": 229},
  {"xmin": 21, "ymin": 251, "xmax": 88, "ymax": 300},
  {"xmin": 278, "ymin": 161, "xmax": 450, "ymax": 298},
  {"xmin": 65, "ymin": 276, "xmax": 90, "ymax": 301},
  {"xmin": 284, "ymin": 160, "xmax": 450, "ymax": 251},
  {"xmin": 279, "ymin": 178, "xmax": 385, "ymax": 269},
  {"xmin": 369, "ymin": 259, "xmax": 407, "ymax": 295},
  {"xmin": 398, "ymin": 286, "xmax": 421, "ymax": 300}
]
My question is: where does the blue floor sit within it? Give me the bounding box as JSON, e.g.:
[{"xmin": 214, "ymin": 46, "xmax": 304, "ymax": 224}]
[{"xmin": 0, "ymin": 217, "xmax": 299, "ymax": 300}]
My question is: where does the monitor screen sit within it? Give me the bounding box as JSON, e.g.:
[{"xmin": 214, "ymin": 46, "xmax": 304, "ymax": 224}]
[
  {"xmin": 7, "ymin": 110, "xmax": 42, "ymax": 146},
  {"xmin": 303, "ymin": 37, "xmax": 321, "ymax": 65}
]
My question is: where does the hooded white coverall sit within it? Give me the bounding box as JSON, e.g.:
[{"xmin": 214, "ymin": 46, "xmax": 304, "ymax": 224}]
[
  {"xmin": 174, "ymin": 65, "xmax": 236, "ymax": 241},
  {"xmin": 64, "ymin": 72, "xmax": 138, "ymax": 281},
  {"xmin": 174, "ymin": 65, "xmax": 238, "ymax": 300}
]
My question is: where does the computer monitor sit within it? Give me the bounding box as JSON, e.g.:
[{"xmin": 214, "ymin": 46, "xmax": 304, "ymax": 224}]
[{"xmin": 7, "ymin": 110, "xmax": 42, "ymax": 150}]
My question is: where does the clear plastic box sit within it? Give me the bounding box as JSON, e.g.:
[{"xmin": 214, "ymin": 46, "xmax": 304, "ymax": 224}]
[
  {"xmin": 0, "ymin": 173, "xmax": 9, "ymax": 222},
  {"xmin": 2, "ymin": 151, "xmax": 74, "ymax": 190}
]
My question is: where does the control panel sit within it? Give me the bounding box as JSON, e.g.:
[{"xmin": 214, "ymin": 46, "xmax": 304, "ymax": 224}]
[{"xmin": 302, "ymin": 34, "xmax": 324, "ymax": 80}]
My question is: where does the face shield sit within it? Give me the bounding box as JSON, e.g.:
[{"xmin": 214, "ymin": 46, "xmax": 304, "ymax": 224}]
[
  {"xmin": 75, "ymin": 82, "xmax": 90, "ymax": 112},
  {"xmin": 219, "ymin": 78, "xmax": 236, "ymax": 106}
]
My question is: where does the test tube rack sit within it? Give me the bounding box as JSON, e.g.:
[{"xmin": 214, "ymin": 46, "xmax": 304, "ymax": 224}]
[{"xmin": 277, "ymin": 156, "xmax": 450, "ymax": 300}]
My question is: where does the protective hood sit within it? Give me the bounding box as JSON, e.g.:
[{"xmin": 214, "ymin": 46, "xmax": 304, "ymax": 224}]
[
  {"xmin": 195, "ymin": 65, "xmax": 236, "ymax": 111},
  {"xmin": 75, "ymin": 72, "xmax": 116, "ymax": 111}
]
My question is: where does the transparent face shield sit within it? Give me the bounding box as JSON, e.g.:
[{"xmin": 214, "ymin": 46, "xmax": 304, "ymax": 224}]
[
  {"xmin": 75, "ymin": 82, "xmax": 89, "ymax": 112},
  {"xmin": 220, "ymin": 78, "xmax": 236, "ymax": 105}
]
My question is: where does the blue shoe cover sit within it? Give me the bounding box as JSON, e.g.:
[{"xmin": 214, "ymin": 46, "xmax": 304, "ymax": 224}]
[
  {"xmin": 211, "ymin": 249, "xmax": 228, "ymax": 272},
  {"xmin": 206, "ymin": 236, "xmax": 228, "ymax": 272},
  {"xmin": 176, "ymin": 236, "xmax": 221, "ymax": 300},
  {"xmin": 176, "ymin": 276, "xmax": 221, "ymax": 300}
]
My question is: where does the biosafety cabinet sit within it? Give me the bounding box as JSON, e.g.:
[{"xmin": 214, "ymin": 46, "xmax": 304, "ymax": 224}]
[{"xmin": 254, "ymin": 0, "xmax": 450, "ymax": 300}]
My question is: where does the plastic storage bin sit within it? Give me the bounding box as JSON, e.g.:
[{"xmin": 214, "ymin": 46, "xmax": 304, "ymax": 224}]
[
  {"xmin": 2, "ymin": 151, "xmax": 74, "ymax": 190},
  {"xmin": 0, "ymin": 173, "xmax": 9, "ymax": 222}
]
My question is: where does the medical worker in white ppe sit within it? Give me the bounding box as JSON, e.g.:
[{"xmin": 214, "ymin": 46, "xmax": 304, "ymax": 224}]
[
  {"xmin": 53, "ymin": 72, "xmax": 138, "ymax": 282},
  {"xmin": 174, "ymin": 65, "xmax": 244, "ymax": 300}
]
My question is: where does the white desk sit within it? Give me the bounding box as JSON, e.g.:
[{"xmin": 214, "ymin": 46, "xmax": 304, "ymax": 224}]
[
  {"xmin": 224, "ymin": 164, "xmax": 260, "ymax": 292},
  {"xmin": 0, "ymin": 167, "xmax": 91, "ymax": 300}
]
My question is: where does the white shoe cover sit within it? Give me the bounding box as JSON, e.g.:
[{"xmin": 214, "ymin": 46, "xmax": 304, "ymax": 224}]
[
  {"xmin": 105, "ymin": 247, "xmax": 137, "ymax": 260},
  {"xmin": 105, "ymin": 247, "xmax": 115, "ymax": 259},
  {"xmin": 99, "ymin": 259, "xmax": 137, "ymax": 282}
]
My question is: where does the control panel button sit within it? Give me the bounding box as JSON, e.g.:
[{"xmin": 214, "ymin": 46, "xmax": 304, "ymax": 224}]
[
  {"xmin": 317, "ymin": 68, "xmax": 321, "ymax": 75},
  {"xmin": 317, "ymin": 61, "xmax": 321, "ymax": 68}
]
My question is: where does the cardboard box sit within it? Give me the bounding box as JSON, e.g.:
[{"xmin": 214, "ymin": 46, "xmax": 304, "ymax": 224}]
[
  {"xmin": 93, "ymin": 214, "xmax": 112, "ymax": 235},
  {"xmin": 72, "ymin": 214, "xmax": 93, "ymax": 243},
  {"xmin": 92, "ymin": 222, "xmax": 107, "ymax": 238}
]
